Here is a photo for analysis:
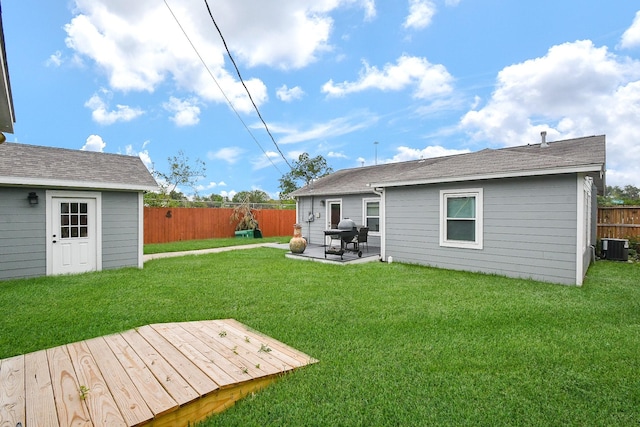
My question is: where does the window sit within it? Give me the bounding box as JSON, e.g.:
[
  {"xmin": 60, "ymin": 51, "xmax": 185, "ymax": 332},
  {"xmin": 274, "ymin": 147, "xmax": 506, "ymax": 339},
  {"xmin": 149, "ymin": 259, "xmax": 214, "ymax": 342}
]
[
  {"xmin": 440, "ymin": 189, "xmax": 483, "ymax": 249},
  {"xmin": 60, "ymin": 202, "xmax": 89, "ymax": 239},
  {"xmin": 363, "ymin": 198, "xmax": 380, "ymax": 233}
]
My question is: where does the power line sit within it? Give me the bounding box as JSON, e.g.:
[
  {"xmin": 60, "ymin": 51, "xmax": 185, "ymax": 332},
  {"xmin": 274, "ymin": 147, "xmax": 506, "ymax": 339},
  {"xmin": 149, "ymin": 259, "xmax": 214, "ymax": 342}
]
[
  {"xmin": 163, "ymin": 0, "xmax": 284, "ymax": 175},
  {"xmin": 203, "ymin": 0, "xmax": 293, "ymax": 171}
]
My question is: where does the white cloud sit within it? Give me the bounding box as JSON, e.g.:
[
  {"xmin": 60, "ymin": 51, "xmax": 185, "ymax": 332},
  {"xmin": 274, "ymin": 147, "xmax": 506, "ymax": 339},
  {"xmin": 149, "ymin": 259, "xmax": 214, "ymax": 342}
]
[
  {"xmin": 84, "ymin": 93, "xmax": 144, "ymax": 125},
  {"xmin": 46, "ymin": 51, "xmax": 63, "ymax": 67},
  {"xmin": 389, "ymin": 145, "xmax": 470, "ymax": 162},
  {"xmin": 328, "ymin": 151, "xmax": 348, "ymax": 159},
  {"xmin": 276, "ymin": 85, "xmax": 305, "ymax": 102},
  {"xmin": 81, "ymin": 134, "xmax": 106, "ymax": 152},
  {"xmin": 273, "ymin": 113, "xmax": 379, "ymax": 144},
  {"xmin": 252, "ymin": 151, "xmax": 282, "ymax": 170},
  {"xmin": 123, "ymin": 143, "xmax": 154, "ymax": 171},
  {"xmin": 208, "ymin": 147, "xmax": 245, "ymax": 164},
  {"xmin": 403, "ymin": 0, "xmax": 436, "ymax": 30},
  {"xmin": 63, "ymin": 0, "xmax": 374, "ymax": 114},
  {"xmin": 460, "ymin": 39, "xmax": 640, "ymax": 186},
  {"xmin": 163, "ymin": 96, "xmax": 201, "ymax": 126},
  {"xmin": 322, "ymin": 55, "xmax": 453, "ymax": 99},
  {"xmin": 620, "ymin": 11, "xmax": 640, "ymax": 49},
  {"xmin": 445, "ymin": 0, "xmax": 460, "ymax": 6}
]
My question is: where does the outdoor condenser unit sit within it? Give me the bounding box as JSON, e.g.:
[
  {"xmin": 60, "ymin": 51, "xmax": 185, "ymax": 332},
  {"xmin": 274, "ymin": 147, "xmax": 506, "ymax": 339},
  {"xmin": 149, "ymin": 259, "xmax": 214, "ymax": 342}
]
[{"xmin": 601, "ymin": 238, "xmax": 629, "ymax": 261}]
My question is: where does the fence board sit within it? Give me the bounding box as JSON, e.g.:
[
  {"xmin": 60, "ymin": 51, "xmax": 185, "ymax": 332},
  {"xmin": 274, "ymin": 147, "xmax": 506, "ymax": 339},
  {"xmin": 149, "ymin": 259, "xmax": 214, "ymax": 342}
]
[
  {"xmin": 597, "ymin": 206, "xmax": 640, "ymax": 240},
  {"xmin": 144, "ymin": 207, "xmax": 296, "ymax": 244}
]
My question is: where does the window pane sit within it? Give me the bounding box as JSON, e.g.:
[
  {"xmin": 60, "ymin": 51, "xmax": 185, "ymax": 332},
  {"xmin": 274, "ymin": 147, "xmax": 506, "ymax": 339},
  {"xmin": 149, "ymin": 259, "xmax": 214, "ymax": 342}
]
[
  {"xmin": 71, "ymin": 215, "xmax": 79, "ymax": 225},
  {"xmin": 80, "ymin": 227, "xmax": 88, "ymax": 237},
  {"xmin": 447, "ymin": 197, "xmax": 475, "ymax": 219},
  {"xmin": 447, "ymin": 219, "xmax": 475, "ymax": 241},
  {"xmin": 80, "ymin": 203, "xmax": 88, "ymax": 214},
  {"xmin": 367, "ymin": 217, "xmax": 380, "ymax": 232},
  {"xmin": 366, "ymin": 202, "xmax": 379, "ymax": 216},
  {"xmin": 80, "ymin": 215, "xmax": 88, "ymax": 225},
  {"xmin": 71, "ymin": 227, "xmax": 79, "ymax": 238},
  {"xmin": 61, "ymin": 227, "xmax": 70, "ymax": 238},
  {"xmin": 61, "ymin": 215, "xmax": 70, "ymax": 226},
  {"xmin": 61, "ymin": 203, "xmax": 69, "ymax": 214},
  {"xmin": 71, "ymin": 203, "xmax": 79, "ymax": 214}
]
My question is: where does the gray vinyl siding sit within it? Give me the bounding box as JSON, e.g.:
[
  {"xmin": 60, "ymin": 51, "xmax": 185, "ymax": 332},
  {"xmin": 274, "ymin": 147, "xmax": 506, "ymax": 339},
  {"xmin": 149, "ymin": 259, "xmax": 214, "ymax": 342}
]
[
  {"xmin": 102, "ymin": 191, "xmax": 140, "ymax": 270},
  {"xmin": 384, "ymin": 175, "xmax": 578, "ymax": 285},
  {"xmin": 0, "ymin": 188, "xmax": 46, "ymax": 280},
  {"xmin": 296, "ymin": 193, "xmax": 381, "ymax": 247}
]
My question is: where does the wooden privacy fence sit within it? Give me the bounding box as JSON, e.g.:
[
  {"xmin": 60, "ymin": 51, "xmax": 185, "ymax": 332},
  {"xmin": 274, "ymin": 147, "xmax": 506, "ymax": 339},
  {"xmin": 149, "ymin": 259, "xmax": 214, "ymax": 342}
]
[
  {"xmin": 597, "ymin": 206, "xmax": 640, "ymax": 240},
  {"xmin": 144, "ymin": 207, "xmax": 296, "ymax": 244}
]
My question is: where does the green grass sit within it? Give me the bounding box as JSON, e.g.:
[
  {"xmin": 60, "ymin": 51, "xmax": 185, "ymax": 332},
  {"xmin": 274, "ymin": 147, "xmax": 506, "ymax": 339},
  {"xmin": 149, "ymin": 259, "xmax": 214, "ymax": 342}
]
[
  {"xmin": 144, "ymin": 236, "xmax": 290, "ymax": 254},
  {"xmin": 1, "ymin": 250, "xmax": 638, "ymax": 426}
]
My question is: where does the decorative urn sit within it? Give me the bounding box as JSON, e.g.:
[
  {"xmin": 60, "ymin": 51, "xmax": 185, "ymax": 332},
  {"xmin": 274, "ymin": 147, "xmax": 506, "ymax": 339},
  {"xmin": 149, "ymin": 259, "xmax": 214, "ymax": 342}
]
[{"xmin": 289, "ymin": 223, "xmax": 307, "ymax": 254}]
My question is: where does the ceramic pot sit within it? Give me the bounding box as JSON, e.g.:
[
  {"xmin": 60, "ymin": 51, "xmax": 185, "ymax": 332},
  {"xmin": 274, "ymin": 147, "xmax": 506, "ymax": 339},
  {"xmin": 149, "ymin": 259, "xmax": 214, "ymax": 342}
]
[{"xmin": 289, "ymin": 223, "xmax": 307, "ymax": 253}]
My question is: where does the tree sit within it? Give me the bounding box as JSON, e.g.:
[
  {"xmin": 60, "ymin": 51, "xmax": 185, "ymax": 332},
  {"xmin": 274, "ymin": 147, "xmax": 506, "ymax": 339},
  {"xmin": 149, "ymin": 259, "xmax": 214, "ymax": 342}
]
[
  {"xmin": 279, "ymin": 153, "xmax": 333, "ymax": 199},
  {"xmin": 153, "ymin": 150, "xmax": 206, "ymax": 196},
  {"xmin": 232, "ymin": 190, "xmax": 270, "ymax": 204}
]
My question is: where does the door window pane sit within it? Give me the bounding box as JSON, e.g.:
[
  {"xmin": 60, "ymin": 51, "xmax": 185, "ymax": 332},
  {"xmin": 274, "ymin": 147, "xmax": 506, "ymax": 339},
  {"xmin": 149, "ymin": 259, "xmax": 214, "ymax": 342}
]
[{"xmin": 60, "ymin": 202, "xmax": 89, "ymax": 239}]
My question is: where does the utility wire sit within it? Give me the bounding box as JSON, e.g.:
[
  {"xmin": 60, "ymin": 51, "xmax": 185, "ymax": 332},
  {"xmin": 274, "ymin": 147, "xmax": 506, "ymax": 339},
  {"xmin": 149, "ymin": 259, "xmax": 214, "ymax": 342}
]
[
  {"xmin": 163, "ymin": 0, "xmax": 284, "ymax": 175},
  {"xmin": 203, "ymin": 0, "xmax": 293, "ymax": 171}
]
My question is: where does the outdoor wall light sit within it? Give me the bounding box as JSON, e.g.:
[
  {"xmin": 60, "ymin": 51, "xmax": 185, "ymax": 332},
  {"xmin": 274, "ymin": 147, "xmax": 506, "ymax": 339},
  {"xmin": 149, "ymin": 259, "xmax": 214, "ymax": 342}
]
[
  {"xmin": 28, "ymin": 192, "xmax": 39, "ymax": 205},
  {"xmin": 320, "ymin": 199, "xmax": 325, "ymax": 206}
]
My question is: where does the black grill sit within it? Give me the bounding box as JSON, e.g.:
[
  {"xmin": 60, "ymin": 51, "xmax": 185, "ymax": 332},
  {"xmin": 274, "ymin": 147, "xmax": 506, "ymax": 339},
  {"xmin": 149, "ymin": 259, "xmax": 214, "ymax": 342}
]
[{"xmin": 324, "ymin": 218, "xmax": 362, "ymax": 259}]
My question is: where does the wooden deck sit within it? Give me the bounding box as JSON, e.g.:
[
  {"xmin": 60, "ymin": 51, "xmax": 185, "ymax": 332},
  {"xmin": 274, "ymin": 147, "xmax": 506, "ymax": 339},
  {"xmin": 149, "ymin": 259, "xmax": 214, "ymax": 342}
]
[{"xmin": 0, "ymin": 319, "xmax": 318, "ymax": 426}]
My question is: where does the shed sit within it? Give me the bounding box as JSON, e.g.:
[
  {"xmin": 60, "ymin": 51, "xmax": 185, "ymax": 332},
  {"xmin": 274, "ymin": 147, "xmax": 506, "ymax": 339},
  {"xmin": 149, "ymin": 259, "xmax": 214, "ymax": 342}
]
[
  {"xmin": 0, "ymin": 143, "xmax": 158, "ymax": 280},
  {"xmin": 291, "ymin": 135, "xmax": 606, "ymax": 286}
]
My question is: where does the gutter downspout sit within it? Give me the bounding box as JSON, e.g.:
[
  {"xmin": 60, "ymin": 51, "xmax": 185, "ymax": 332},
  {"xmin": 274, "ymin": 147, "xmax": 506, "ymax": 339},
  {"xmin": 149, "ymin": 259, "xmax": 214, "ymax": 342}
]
[{"xmin": 372, "ymin": 187, "xmax": 385, "ymax": 262}]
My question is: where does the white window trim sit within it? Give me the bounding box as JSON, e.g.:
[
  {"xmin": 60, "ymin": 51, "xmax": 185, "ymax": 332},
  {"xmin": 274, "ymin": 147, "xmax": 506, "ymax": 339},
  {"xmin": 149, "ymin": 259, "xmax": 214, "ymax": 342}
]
[
  {"xmin": 362, "ymin": 197, "xmax": 381, "ymax": 236},
  {"xmin": 439, "ymin": 188, "xmax": 483, "ymax": 250}
]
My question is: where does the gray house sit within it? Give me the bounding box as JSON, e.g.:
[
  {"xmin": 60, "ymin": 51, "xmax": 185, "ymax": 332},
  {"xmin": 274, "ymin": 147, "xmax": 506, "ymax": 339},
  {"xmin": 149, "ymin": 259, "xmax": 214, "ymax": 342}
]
[
  {"xmin": 290, "ymin": 135, "xmax": 606, "ymax": 286},
  {"xmin": 0, "ymin": 143, "xmax": 158, "ymax": 280}
]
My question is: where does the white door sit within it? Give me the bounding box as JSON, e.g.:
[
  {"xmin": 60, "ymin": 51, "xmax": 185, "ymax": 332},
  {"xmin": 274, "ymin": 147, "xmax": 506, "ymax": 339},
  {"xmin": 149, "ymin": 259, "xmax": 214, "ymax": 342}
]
[
  {"xmin": 51, "ymin": 197, "xmax": 97, "ymax": 275},
  {"xmin": 325, "ymin": 199, "xmax": 342, "ymax": 245}
]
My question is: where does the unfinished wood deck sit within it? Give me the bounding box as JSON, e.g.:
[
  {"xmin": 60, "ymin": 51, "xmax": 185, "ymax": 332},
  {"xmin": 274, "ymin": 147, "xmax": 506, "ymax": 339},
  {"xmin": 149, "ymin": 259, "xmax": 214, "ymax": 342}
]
[{"xmin": 0, "ymin": 319, "xmax": 318, "ymax": 426}]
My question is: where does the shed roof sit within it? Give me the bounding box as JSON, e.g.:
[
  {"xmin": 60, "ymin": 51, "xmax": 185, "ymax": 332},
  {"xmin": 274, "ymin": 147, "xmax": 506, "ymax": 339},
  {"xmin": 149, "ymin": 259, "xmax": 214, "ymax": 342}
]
[
  {"xmin": 0, "ymin": 142, "xmax": 158, "ymax": 191},
  {"xmin": 290, "ymin": 135, "xmax": 606, "ymax": 197},
  {"xmin": 0, "ymin": 4, "xmax": 15, "ymax": 134}
]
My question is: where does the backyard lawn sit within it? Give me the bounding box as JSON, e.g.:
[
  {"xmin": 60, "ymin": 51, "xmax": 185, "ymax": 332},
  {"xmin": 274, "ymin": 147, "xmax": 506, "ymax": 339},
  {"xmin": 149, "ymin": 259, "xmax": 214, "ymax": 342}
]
[{"xmin": 0, "ymin": 246, "xmax": 638, "ymax": 426}]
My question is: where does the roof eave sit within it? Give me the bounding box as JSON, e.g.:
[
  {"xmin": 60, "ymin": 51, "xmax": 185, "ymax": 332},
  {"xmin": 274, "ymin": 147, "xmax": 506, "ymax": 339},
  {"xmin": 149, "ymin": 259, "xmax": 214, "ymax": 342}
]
[
  {"xmin": 0, "ymin": 176, "xmax": 159, "ymax": 192},
  {"xmin": 370, "ymin": 164, "xmax": 605, "ymax": 188}
]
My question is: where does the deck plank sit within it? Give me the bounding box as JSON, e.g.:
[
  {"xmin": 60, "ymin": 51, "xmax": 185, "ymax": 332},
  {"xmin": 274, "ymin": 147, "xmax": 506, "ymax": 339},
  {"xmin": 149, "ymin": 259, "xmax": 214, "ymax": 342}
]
[
  {"xmin": 24, "ymin": 350, "xmax": 59, "ymax": 427},
  {"xmin": 136, "ymin": 325, "xmax": 218, "ymax": 396},
  {"xmin": 103, "ymin": 332, "xmax": 179, "ymax": 417},
  {"xmin": 150, "ymin": 323, "xmax": 238, "ymax": 387},
  {"xmin": 67, "ymin": 340, "xmax": 127, "ymax": 426},
  {"xmin": 186, "ymin": 321, "xmax": 284, "ymax": 375},
  {"xmin": 213, "ymin": 319, "xmax": 316, "ymax": 367},
  {"xmin": 46, "ymin": 345, "xmax": 92, "ymax": 426},
  {"xmin": 166, "ymin": 323, "xmax": 254, "ymax": 383},
  {"xmin": 0, "ymin": 355, "xmax": 25, "ymax": 427},
  {"xmin": 1, "ymin": 319, "xmax": 318, "ymax": 427},
  {"xmin": 120, "ymin": 328, "xmax": 199, "ymax": 406},
  {"xmin": 85, "ymin": 337, "xmax": 154, "ymax": 426}
]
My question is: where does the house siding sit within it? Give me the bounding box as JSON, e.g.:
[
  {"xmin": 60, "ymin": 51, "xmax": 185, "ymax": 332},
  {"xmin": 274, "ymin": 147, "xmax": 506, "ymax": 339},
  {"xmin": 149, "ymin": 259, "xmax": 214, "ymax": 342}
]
[
  {"xmin": 296, "ymin": 193, "xmax": 381, "ymax": 247},
  {"xmin": 0, "ymin": 188, "xmax": 46, "ymax": 280},
  {"xmin": 102, "ymin": 191, "xmax": 140, "ymax": 270},
  {"xmin": 384, "ymin": 175, "xmax": 579, "ymax": 285}
]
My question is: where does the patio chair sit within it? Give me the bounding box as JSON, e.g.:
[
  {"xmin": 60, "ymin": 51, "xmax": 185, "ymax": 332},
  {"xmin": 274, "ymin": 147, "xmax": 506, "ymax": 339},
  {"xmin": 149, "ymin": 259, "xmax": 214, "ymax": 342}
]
[{"xmin": 348, "ymin": 227, "xmax": 369, "ymax": 252}]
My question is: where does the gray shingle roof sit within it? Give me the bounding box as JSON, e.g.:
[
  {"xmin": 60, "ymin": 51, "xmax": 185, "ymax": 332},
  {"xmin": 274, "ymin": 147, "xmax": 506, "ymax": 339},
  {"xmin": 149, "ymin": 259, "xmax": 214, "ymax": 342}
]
[
  {"xmin": 290, "ymin": 135, "xmax": 606, "ymax": 197},
  {"xmin": 0, "ymin": 142, "xmax": 158, "ymax": 191}
]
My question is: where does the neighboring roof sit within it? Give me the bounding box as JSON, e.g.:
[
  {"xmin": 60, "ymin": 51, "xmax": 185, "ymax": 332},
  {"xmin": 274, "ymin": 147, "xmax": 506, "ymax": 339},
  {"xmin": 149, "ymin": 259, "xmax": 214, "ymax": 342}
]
[
  {"xmin": 290, "ymin": 135, "xmax": 606, "ymax": 197},
  {"xmin": 0, "ymin": 4, "xmax": 15, "ymax": 134},
  {"xmin": 0, "ymin": 143, "xmax": 159, "ymax": 191}
]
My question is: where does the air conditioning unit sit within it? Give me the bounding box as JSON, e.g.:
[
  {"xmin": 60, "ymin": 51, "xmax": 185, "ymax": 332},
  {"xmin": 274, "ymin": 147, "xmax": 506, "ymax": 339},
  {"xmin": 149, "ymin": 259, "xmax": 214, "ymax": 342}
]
[{"xmin": 601, "ymin": 238, "xmax": 629, "ymax": 261}]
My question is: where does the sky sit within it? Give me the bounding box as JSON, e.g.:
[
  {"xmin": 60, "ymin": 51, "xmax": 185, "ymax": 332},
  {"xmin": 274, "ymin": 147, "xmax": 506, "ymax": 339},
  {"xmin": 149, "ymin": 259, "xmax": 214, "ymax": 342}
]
[{"xmin": 3, "ymin": 1, "xmax": 640, "ymax": 199}]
